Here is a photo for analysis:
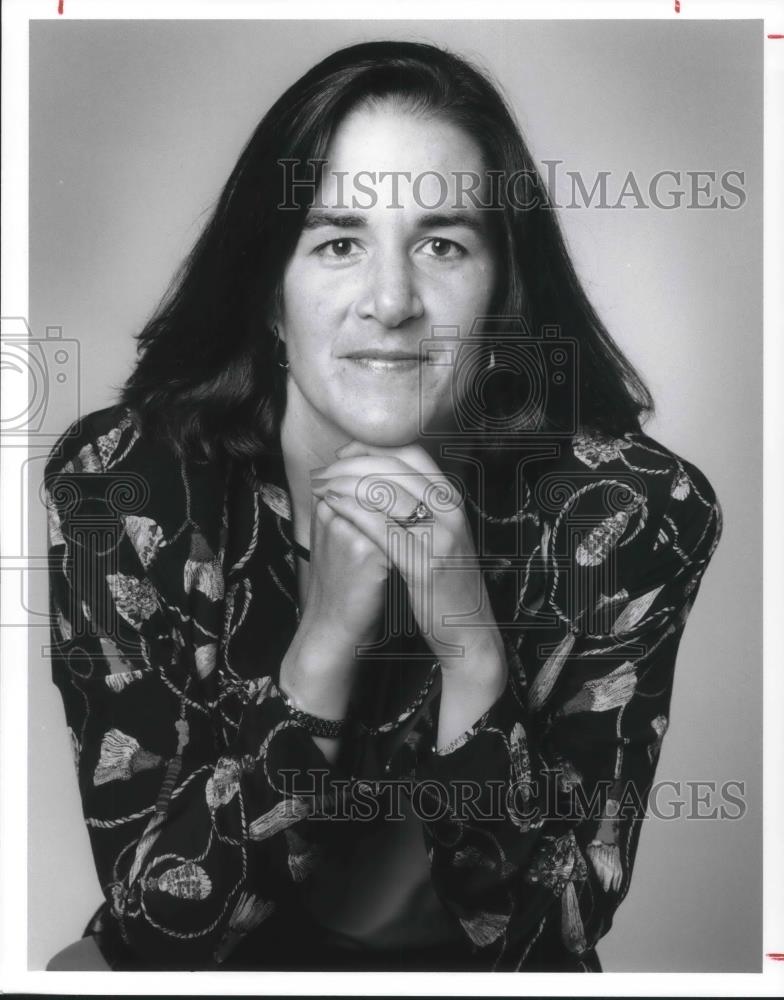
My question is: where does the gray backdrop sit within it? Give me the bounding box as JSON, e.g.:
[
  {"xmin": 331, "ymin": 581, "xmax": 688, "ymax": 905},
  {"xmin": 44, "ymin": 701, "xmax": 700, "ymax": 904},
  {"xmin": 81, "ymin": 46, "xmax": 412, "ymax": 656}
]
[{"xmin": 27, "ymin": 19, "xmax": 762, "ymax": 972}]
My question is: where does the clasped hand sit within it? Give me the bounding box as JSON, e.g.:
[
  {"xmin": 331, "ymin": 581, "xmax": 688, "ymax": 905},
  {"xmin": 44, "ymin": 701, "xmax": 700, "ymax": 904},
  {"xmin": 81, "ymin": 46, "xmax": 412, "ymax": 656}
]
[{"xmin": 310, "ymin": 439, "xmax": 503, "ymax": 669}]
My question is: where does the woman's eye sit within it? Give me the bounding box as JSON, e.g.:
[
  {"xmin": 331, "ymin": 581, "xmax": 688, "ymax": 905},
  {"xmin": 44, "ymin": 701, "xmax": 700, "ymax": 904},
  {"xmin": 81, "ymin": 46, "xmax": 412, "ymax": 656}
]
[
  {"xmin": 315, "ymin": 238, "xmax": 361, "ymax": 260},
  {"xmin": 312, "ymin": 236, "xmax": 466, "ymax": 262},
  {"xmin": 421, "ymin": 237, "xmax": 466, "ymax": 260}
]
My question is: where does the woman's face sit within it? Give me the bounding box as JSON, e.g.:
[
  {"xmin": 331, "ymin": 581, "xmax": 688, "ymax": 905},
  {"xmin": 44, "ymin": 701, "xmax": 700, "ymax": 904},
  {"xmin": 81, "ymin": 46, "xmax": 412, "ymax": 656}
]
[{"xmin": 275, "ymin": 103, "xmax": 498, "ymax": 449}]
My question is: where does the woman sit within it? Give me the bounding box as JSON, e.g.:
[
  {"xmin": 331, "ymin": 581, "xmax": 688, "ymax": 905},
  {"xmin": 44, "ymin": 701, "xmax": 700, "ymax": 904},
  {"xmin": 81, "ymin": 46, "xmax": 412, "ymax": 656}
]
[{"xmin": 44, "ymin": 40, "xmax": 723, "ymax": 972}]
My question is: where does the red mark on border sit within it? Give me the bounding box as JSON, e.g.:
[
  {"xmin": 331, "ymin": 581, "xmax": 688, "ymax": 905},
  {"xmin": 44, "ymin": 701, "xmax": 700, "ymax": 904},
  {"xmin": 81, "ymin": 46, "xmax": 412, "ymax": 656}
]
[
  {"xmin": 767, "ymin": 953, "xmax": 784, "ymax": 960},
  {"xmin": 768, "ymin": 34, "xmax": 784, "ymax": 38},
  {"xmin": 58, "ymin": 0, "xmax": 63, "ymax": 13},
  {"xmin": 674, "ymin": 0, "xmax": 680, "ymax": 12}
]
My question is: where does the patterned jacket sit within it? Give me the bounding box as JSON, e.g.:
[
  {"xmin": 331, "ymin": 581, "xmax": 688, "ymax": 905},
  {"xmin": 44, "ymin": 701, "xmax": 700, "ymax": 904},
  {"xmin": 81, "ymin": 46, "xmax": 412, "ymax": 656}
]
[{"xmin": 44, "ymin": 402, "xmax": 723, "ymax": 971}]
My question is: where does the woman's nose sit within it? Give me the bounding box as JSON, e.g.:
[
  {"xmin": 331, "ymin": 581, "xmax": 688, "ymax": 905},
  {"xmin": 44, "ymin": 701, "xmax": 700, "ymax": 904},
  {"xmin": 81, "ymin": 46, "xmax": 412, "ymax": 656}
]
[{"xmin": 356, "ymin": 255, "xmax": 424, "ymax": 329}]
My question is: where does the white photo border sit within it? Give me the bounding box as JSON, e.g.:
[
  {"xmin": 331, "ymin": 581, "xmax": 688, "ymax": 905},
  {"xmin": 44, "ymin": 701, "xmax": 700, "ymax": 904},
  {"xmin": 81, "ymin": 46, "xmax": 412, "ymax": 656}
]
[{"xmin": 2, "ymin": 0, "xmax": 781, "ymax": 995}]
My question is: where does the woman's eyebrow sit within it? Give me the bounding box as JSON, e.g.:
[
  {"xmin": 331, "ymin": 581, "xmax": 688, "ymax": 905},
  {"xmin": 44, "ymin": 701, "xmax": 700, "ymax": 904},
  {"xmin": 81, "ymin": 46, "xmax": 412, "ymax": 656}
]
[
  {"xmin": 301, "ymin": 212, "xmax": 367, "ymax": 230},
  {"xmin": 301, "ymin": 210, "xmax": 487, "ymax": 233},
  {"xmin": 415, "ymin": 212, "xmax": 486, "ymax": 234}
]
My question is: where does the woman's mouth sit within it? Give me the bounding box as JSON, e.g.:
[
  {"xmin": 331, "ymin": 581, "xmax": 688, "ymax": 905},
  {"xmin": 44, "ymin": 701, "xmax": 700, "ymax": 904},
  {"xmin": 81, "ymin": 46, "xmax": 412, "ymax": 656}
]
[
  {"xmin": 346, "ymin": 357, "xmax": 421, "ymax": 373},
  {"xmin": 343, "ymin": 350, "xmax": 423, "ymax": 374}
]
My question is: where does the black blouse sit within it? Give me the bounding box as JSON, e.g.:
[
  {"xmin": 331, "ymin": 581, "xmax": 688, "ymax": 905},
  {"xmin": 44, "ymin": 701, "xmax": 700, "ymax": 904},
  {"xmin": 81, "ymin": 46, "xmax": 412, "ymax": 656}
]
[{"xmin": 44, "ymin": 403, "xmax": 722, "ymax": 971}]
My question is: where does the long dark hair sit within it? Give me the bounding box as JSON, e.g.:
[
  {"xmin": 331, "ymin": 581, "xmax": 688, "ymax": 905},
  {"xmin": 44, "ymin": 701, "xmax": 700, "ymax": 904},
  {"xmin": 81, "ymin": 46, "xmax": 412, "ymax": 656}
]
[{"xmin": 120, "ymin": 40, "xmax": 654, "ymax": 462}]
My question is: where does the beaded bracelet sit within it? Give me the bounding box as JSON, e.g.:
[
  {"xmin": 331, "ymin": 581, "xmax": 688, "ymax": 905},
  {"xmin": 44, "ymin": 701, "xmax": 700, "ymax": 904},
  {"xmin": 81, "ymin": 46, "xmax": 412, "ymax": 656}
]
[{"xmin": 277, "ymin": 685, "xmax": 348, "ymax": 739}]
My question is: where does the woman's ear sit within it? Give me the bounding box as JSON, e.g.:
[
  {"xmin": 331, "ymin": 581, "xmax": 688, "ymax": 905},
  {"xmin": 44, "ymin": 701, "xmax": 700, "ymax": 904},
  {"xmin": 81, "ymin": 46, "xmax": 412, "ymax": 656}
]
[
  {"xmin": 269, "ymin": 283, "xmax": 286, "ymax": 341},
  {"xmin": 267, "ymin": 315, "xmax": 285, "ymax": 343}
]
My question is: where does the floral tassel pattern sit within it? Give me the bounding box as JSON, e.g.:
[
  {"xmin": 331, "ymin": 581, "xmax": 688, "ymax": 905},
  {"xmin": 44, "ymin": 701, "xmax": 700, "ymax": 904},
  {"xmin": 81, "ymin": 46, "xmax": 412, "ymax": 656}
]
[
  {"xmin": 528, "ymin": 630, "xmax": 576, "ymax": 711},
  {"xmin": 561, "ymin": 880, "xmax": 588, "ymax": 953},
  {"xmin": 214, "ymin": 892, "xmax": 276, "ymax": 963},
  {"xmin": 556, "ymin": 660, "xmax": 638, "ymax": 716},
  {"xmin": 205, "ymin": 757, "xmax": 241, "ymax": 813},
  {"xmin": 648, "ymin": 713, "xmax": 669, "ymax": 764},
  {"xmin": 149, "ymin": 862, "xmax": 212, "ymax": 901},
  {"xmin": 284, "ymin": 828, "xmax": 321, "ymax": 883},
  {"xmin": 183, "ymin": 530, "xmax": 224, "ymax": 602},
  {"xmin": 122, "ymin": 515, "xmax": 164, "ymax": 571},
  {"xmin": 106, "ymin": 573, "xmax": 160, "ymax": 629},
  {"xmin": 93, "ymin": 728, "xmax": 163, "ymax": 786},
  {"xmin": 458, "ymin": 910, "xmax": 510, "ymax": 948},
  {"xmin": 586, "ymin": 841, "xmax": 623, "ymax": 894},
  {"xmin": 576, "ymin": 508, "xmax": 633, "ymax": 568},
  {"xmin": 586, "ymin": 797, "xmax": 624, "ymax": 893},
  {"xmin": 248, "ymin": 798, "xmax": 311, "ymax": 842},
  {"xmin": 611, "ymin": 585, "xmax": 664, "ymax": 635}
]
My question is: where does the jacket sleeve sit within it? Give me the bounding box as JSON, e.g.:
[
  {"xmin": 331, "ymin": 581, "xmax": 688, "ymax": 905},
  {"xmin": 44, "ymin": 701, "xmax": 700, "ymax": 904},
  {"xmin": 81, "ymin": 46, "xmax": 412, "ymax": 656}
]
[
  {"xmin": 412, "ymin": 454, "xmax": 723, "ymax": 970},
  {"xmin": 44, "ymin": 417, "xmax": 346, "ymax": 969}
]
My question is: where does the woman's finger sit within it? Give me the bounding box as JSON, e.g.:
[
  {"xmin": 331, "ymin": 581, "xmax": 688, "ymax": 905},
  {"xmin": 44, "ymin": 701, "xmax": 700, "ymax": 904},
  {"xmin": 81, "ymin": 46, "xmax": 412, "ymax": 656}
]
[
  {"xmin": 313, "ymin": 456, "xmax": 464, "ymax": 521},
  {"xmin": 317, "ymin": 454, "xmax": 426, "ymax": 487},
  {"xmin": 313, "ymin": 474, "xmax": 421, "ymax": 525},
  {"xmin": 320, "ymin": 490, "xmax": 409, "ymax": 565},
  {"xmin": 335, "ymin": 440, "xmax": 445, "ymax": 480},
  {"xmin": 320, "ymin": 483, "xmax": 441, "ymax": 581}
]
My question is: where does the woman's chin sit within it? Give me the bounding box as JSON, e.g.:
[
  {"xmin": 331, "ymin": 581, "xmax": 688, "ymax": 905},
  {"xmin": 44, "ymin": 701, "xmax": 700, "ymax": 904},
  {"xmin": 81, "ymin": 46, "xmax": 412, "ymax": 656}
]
[
  {"xmin": 333, "ymin": 402, "xmax": 462, "ymax": 448},
  {"xmin": 340, "ymin": 414, "xmax": 426, "ymax": 449}
]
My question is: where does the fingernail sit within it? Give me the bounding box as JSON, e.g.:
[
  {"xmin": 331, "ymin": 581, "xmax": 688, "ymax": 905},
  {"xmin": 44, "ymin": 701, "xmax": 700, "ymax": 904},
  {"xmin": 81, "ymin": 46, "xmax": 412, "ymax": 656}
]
[
  {"xmin": 324, "ymin": 490, "xmax": 341, "ymax": 502},
  {"xmin": 310, "ymin": 466, "xmax": 327, "ymax": 478},
  {"xmin": 311, "ymin": 478, "xmax": 328, "ymax": 492}
]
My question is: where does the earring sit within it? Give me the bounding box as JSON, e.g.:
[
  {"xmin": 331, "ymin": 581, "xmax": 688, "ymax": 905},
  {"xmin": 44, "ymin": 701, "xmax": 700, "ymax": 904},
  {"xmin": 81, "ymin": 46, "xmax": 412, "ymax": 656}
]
[{"xmin": 272, "ymin": 325, "xmax": 289, "ymax": 371}]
